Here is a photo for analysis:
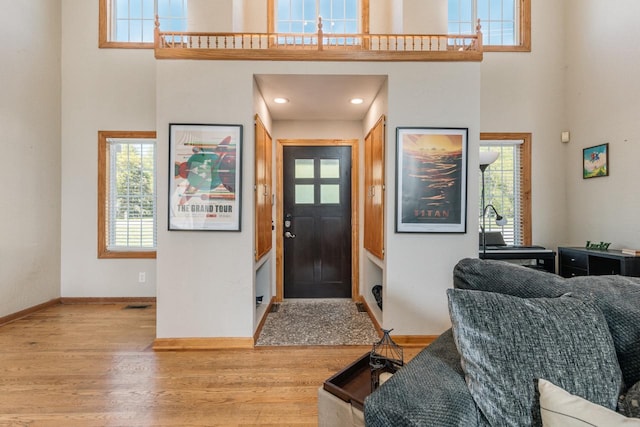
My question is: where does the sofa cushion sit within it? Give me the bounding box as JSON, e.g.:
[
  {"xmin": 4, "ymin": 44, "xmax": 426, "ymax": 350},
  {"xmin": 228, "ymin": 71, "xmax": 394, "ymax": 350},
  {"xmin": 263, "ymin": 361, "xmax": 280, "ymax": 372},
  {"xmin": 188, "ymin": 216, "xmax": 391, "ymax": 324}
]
[
  {"xmin": 364, "ymin": 329, "xmax": 487, "ymax": 427},
  {"xmin": 539, "ymin": 379, "xmax": 640, "ymax": 426},
  {"xmin": 453, "ymin": 258, "xmax": 640, "ymax": 387},
  {"xmin": 447, "ymin": 289, "xmax": 623, "ymax": 427}
]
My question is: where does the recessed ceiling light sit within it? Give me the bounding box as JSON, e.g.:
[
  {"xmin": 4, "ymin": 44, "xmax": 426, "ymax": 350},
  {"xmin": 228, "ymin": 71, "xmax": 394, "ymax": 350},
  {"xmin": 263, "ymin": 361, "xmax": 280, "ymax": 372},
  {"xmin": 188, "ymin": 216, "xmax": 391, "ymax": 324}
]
[
  {"xmin": 350, "ymin": 98, "xmax": 364, "ymax": 105},
  {"xmin": 274, "ymin": 97, "xmax": 289, "ymax": 104}
]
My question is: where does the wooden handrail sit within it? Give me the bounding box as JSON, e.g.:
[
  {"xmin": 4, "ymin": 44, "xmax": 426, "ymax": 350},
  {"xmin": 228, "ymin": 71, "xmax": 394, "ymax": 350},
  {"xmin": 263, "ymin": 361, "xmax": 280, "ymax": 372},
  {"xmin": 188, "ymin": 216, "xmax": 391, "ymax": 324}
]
[{"xmin": 154, "ymin": 16, "xmax": 483, "ymax": 62}]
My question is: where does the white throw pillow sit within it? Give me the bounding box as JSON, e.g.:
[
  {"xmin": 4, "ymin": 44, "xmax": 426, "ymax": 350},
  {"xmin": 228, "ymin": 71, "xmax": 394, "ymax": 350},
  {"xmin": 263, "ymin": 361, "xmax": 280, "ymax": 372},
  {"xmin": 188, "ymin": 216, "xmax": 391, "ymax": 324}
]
[{"xmin": 539, "ymin": 378, "xmax": 640, "ymax": 426}]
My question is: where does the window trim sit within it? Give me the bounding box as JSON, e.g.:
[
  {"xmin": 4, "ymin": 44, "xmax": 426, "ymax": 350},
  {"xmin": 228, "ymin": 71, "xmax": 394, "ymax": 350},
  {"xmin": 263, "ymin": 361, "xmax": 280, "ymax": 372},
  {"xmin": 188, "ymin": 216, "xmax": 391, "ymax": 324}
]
[
  {"xmin": 480, "ymin": 132, "xmax": 531, "ymax": 245},
  {"xmin": 267, "ymin": 0, "xmax": 370, "ymax": 35},
  {"xmin": 99, "ymin": 0, "xmax": 153, "ymax": 49},
  {"xmin": 98, "ymin": 130, "xmax": 157, "ymax": 259},
  {"xmin": 452, "ymin": 0, "xmax": 531, "ymax": 53},
  {"xmin": 485, "ymin": 0, "xmax": 531, "ymax": 52}
]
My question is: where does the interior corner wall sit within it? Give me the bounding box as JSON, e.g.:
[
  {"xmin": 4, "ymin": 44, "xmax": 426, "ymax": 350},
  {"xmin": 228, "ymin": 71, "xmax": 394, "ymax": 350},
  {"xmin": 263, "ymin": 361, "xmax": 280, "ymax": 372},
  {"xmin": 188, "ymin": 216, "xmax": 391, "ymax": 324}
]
[
  {"xmin": 0, "ymin": 1, "xmax": 62, "ymax": 317},
  {"xmin": 60, "ymin": 0, "xmax": 157, "ymax": 298},
  {"xmin": 253, "ymin": 80, "xmax": 273, "ymax": 133},
  {"xmin": 383, "ymin": 62, "xmax": 481, "ymax": 335},
  {"xmin": 156, "ymin": 61, "xmax": 257, "ymax": 339},
  {"xmin": 155, "ymin": 61, "xmax": 479, "ymax": 339},
  {"xmin": 563, "ymin": 0, "xmax": 640, "ymax": 249}
]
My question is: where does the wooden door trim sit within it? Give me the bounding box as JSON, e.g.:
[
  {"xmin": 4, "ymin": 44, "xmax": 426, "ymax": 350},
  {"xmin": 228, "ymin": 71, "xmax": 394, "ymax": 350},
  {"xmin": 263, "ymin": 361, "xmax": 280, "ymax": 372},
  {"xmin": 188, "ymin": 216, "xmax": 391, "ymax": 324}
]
[{"xmin": 276, "ymin": 139, "xmax": 359, "ymax": 301}]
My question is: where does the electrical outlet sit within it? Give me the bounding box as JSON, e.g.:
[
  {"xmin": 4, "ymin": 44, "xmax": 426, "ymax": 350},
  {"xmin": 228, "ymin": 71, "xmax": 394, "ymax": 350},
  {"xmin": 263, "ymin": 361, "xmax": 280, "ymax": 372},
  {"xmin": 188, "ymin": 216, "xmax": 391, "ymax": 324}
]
[{"xmin": 138, "ymin": 272, "xmax": 146, "ymax": 283}]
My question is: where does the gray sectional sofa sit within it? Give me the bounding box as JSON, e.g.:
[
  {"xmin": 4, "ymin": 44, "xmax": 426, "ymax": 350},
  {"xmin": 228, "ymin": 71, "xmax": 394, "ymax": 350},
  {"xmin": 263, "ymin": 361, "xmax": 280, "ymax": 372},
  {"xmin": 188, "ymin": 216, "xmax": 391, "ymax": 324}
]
[{"xmin": 364, "ymin": 258, "xmax": 640, "ymax": 426}]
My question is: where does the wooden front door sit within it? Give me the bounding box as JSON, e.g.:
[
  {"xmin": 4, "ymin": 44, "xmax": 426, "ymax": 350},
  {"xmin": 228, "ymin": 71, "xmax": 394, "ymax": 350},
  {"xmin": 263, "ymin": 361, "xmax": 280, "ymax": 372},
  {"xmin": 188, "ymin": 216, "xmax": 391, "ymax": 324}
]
[{"xmin": 283, "ymin": 146, "xmax": 352, "ymax": 298}]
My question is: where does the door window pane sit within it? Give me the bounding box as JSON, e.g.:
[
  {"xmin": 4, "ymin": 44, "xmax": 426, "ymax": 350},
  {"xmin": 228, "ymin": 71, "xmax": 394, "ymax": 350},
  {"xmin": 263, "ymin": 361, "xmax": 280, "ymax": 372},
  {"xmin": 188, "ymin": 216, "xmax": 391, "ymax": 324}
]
[
  {"xmin": 295, "ymin": 184, "xmax": 315, "ymax": 204},
  {"xmin": 320, "ymin": 184, "xmax": 340, "ymax": 204},
  {"xmin": 295, "ymin": 159, "xmax": 314, "ymax": 178},
  {"xmin": 320, "ymin": 159, "xmax": 339, "ymax": 178}
]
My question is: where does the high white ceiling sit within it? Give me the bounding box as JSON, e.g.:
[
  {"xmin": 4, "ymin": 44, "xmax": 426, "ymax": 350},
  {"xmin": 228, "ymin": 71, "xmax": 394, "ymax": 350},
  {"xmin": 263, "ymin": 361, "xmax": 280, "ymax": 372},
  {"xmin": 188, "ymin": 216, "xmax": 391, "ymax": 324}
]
[{"xmin": 254, "ymin": 74, "xmax": 387, "ymax": 121}]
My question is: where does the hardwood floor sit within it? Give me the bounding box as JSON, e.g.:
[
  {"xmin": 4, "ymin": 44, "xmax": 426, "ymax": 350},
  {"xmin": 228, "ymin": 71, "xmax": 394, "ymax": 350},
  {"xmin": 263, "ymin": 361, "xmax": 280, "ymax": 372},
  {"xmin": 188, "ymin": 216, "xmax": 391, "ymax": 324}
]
[{"xmin": 0, "ymin": 302, "xmax": 422, "ymax": 426}]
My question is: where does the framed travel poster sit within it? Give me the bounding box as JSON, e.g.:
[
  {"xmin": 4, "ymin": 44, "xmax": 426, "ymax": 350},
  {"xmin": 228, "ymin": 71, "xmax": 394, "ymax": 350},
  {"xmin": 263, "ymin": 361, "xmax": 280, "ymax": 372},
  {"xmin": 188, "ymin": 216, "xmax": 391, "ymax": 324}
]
[
  {"xmin": 169, "ymin": 123, "xmax": 242, "ymax": 231},
  {"xmin": 583, "ymin": 143, "xmax": 609, "ymax": 179},
  {"xmin": 395, "ymin": 127, "xmax": 468, "ymax": 233}
]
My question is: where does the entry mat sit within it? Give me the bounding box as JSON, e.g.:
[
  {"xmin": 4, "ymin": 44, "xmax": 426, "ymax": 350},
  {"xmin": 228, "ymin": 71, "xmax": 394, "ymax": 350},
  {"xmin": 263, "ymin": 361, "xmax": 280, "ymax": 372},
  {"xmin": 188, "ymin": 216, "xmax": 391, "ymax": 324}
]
[{"xmin": 255, "ymin": 299, "xmax": 380, "ymax": 346}]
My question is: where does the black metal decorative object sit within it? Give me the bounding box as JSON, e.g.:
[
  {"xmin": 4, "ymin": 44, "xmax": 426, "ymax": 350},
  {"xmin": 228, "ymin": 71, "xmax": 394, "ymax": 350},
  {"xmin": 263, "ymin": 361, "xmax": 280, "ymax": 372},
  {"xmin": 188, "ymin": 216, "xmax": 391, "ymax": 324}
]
[{"xmin": 370, "ymin": 329, "xmax": 403, "ymax": 391}]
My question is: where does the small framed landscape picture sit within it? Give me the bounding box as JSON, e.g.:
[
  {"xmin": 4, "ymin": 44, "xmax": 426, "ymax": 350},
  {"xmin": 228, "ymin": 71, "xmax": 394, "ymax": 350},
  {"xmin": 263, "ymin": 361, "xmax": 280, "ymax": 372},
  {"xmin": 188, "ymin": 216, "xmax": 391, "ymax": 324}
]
[{"xmin": 583, "ymin": 143, "xmax": 609, "ymax": 179}]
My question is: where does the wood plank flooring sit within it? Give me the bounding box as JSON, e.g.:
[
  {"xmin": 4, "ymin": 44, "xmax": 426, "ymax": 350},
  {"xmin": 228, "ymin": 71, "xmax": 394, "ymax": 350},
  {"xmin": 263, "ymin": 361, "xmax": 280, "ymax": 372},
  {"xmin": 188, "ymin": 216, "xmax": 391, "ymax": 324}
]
[{"xmin": 0, "ymin": 302, "xmax": 422, "ymax": 426}]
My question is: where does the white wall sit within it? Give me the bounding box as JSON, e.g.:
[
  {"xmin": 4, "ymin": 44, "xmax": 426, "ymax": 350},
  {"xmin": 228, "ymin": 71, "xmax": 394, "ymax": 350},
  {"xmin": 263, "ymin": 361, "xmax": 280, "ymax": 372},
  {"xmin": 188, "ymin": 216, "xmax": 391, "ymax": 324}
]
[
  {"xmin": 155, "ymin": 61, "xmax": 479, "ymax": 338},
  {"xmin": 0, "ymin": 1, "xmax": 62, "ymax": 316},
  {"xmin": 60, "ymin": 0, "xmax": 157, "ymax": 298},
  {"xmin": 188, "ymin": 0, "xmax": 233, "ymax": 32},
  {"xmin": 370, "ymin": 0, "xmax": 447, "ymax": 34},
  {"xmin": 242, "ymin": 0, "xmax": 268, "ymax": 32},
  {"xmin": 479, "ymin": 0, "xmax": 568, "ymax": 250},
  {"xmin": 156, "ymin": 61, "xmax": 256, "ymax": 338},
  {"xmin": 563, "ymin": 0, "xmax": 640, "ymax": 249},
  {"xmin": 402, "ymin": 0, "xmax": 447, "ymax": 34},
  {"xmin": 384, "ymin": 62, "xmax": 481, "ymax": 334},
  {"xmin": 370, "ymin": 0, "xmax": 393, "ymax": 33}
]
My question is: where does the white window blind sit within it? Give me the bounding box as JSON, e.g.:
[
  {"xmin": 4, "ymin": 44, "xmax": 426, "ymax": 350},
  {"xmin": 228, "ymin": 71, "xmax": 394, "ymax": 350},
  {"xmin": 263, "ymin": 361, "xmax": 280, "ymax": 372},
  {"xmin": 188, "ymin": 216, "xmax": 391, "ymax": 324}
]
[
  {"xmin": 107, "ymin": 138, "xmax": 157, "ymax": 251},
  {"xmin": 480, "ymin": 140, "xmax": 523, "ymax": 245}
]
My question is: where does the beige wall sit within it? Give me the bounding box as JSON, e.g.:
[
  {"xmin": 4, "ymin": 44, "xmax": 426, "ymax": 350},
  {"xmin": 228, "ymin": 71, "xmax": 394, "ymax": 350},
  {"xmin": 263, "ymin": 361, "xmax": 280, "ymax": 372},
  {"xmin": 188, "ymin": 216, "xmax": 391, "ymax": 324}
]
[
  {"xmin": 0, "ymin": 1, "xmax": 62, "ymax": 317},
  {"xmin": 188, "ymin": 0, "xmax": 233, "ymax": 32},
  {"xmin": 563, "ymin": 0, "xmax": 640, "ymax": 249},
  {"xmin": 60, "ymin": 0, "xmax": 157, "ymax": 298},
  {"xmin": 370, "ymin": 0, "xmax": 447, "ymax": 34},
  {"xmin": 402, "ymin": 0, "xmax": 447, "ymax": 34},
  {"xmin": 479, "ymin": 0, "xmax": 568, "ymax": 250}
]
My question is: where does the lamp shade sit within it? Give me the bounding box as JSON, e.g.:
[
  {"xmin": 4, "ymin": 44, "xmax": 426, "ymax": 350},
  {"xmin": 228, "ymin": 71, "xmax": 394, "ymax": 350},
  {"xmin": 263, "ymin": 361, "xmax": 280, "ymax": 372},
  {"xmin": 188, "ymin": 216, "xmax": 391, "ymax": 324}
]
[{"xmin": 479, "ymin": 151, "xmax": 499, "ymax": 167}]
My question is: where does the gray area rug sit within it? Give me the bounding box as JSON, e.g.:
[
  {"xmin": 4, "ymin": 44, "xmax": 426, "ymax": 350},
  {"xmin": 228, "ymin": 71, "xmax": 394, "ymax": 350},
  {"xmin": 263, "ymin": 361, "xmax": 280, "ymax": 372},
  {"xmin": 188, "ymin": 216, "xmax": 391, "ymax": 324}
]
[{"xmin": 255, "ymin": 299, "xmax": 381, "ymax": 346}]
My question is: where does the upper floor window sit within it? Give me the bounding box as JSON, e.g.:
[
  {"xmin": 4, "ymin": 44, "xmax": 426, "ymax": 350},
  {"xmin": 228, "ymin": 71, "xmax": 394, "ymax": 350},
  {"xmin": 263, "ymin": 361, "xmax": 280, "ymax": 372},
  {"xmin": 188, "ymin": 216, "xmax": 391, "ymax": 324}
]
[
  {"xmin": 99, "ymin": 0, "xmax": 188, "ymax": 48},
  {"xmin": 98, "ymin": 131, "xmax": 157, "ymax": 258},
  {"xmin": 479, "ymin": 133, "xmax": 531, "ymax": 246},
  {"xmin": 268, "ymin": 0, "xmax": 368, "ymax": 35},
  {"xmin": 449, "ymin": 0, "xmax": 530, "ymax": 52}
]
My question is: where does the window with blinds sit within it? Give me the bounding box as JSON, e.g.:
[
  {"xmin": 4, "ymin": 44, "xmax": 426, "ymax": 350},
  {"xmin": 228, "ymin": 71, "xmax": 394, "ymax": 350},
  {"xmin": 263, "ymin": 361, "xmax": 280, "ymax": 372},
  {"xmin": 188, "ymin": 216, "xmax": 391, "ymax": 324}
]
[
  {"xmin": 98, "ymin": 131, "xmax": 157, "ymax": 259},
  {"xmin": 480, "ymin": 140, "xmax": 524, "ymax": 245}
]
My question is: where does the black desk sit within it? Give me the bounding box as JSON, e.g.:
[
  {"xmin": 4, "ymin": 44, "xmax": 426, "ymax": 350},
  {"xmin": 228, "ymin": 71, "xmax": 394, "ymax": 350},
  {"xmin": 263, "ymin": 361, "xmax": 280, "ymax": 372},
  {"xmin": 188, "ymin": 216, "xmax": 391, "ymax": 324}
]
[{"xmin": 479, "ymin": 246, "xmax": 556, "ymax": 274}]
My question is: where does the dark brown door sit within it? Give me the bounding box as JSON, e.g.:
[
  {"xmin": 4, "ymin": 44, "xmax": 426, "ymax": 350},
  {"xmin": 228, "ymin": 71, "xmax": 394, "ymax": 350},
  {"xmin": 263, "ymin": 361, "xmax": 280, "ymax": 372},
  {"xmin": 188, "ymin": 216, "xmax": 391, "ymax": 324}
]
[{"xmin": 283, "ymin": 146, "xmax": 352, "ymax": 298}]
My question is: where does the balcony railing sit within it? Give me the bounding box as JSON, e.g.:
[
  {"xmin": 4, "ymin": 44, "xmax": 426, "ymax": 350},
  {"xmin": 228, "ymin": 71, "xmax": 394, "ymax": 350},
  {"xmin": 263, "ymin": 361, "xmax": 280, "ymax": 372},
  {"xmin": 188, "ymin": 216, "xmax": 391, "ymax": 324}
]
[{"xmin": 154, "ymin": 18, "xmax": 483, "ymax": 62}]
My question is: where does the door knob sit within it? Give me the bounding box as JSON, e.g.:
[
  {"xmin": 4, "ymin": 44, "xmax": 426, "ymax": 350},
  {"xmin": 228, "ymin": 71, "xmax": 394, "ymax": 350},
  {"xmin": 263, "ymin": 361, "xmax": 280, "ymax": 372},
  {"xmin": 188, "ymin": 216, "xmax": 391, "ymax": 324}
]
[{"xmin": 284, "ymin": 231, "xmax": 296, "ymax": 239}]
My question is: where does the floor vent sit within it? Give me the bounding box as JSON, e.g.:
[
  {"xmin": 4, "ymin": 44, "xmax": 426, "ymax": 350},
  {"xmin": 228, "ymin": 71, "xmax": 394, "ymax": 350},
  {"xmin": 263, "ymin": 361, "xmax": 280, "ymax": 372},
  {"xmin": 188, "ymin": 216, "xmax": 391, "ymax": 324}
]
[
  {"xmin": 270, "ymin": 303, "xmax": 280, "ymax": 313},
  {"xmin": 355, "ymin": 302, "xmax": 367, "ymax": 313},
  {"xmin": 124, "ymin": 304, "xmax": 151, "ymax": 310}
]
